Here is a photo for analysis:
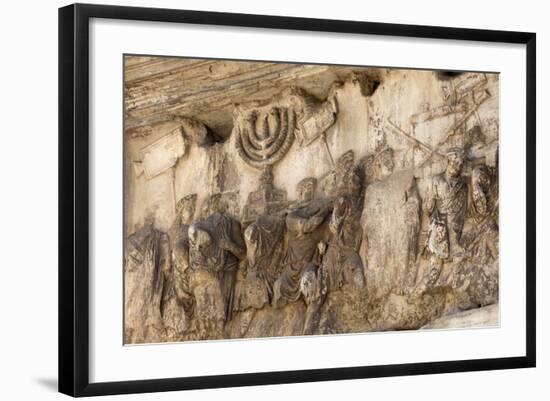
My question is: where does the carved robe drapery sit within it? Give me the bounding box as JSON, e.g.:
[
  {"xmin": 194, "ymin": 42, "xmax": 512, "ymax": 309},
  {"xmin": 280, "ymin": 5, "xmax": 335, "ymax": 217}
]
[
  {"xmin": 161, "ymin": 221, "xmax": 195, "ymax": 340},
  {"xmin": 234, "ymin": 215, "xmax": 285, "ymax": 311},
  {"xmin": 273, "ymin": 199, "xmax": 331, "ymax": 307},
  {"xmin": 429, "ymin": 174, "xmax": 468, "ymax": 246},
  {"xmin": 465, "ymin": 165, "xmax": 499, "ymax": 265},
  {"xmin": 124, "ymin": 226, "xmax": 171, "ymax": 343},
  {"xmin": 189, "ymin": 213, "xmax": 245, "ymax": 322},
  {"xmin": 321, "ymin": 196, "xmax": 364, "ymax": 293}
]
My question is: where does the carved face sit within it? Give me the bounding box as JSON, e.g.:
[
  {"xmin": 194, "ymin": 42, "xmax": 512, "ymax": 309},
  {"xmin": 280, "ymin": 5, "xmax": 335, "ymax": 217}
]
[
  {"xmin": 180, "ymin": 205, "xmax": 195, "ymax": 224},
  {"xmin": 337, "ymin": 150, "xmax": 354, "ymax": 173},
  {"xmin": 177, "ymin": 196, "xmax": 197, "ymax": 224},
  {"xmin": 446, "ymin": 153, "xmax": 464, "ymax": 177},
  {"xmin": 467, "ymin": 125, "xmax": 484, "ymax": 145},
  {"xmin": 378, "ymin": 150, "xmax": 394, "ymax": 177},
  {"xmin": 441, "ymin": 83, "xmax": 452, "ymax": 101},
  {"xmin": 201, "ymin": 194, "xmax": 222, "ymax": 217},
  {"xmin": 189, "ymin": 225, "xmax": 211, "ymax": 250}
]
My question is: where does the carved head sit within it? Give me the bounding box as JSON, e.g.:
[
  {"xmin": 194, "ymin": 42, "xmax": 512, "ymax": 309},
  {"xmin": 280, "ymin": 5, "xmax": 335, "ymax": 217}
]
[
  {"xmin": 201, "ymin": 193, "xmax": 223, "ymax": 218},
  {"xmin": 466, "ymin": 125, "xmax": 485, "ymax": 146},
  {"xmin": 472, "ymin": 166, "xmax": 491, "ymax": 215},
  {"xmin": 445, "ymin": 148, "xmax": 465, "ymax": 178},
  {"xmin": 188, "ymin": 224, "xmax": 212, "ymax": 251},
  {"xmin": 376, "ymin": 146, "xmax": 394, "ymax": 178},
  {"xmin": 297, "ymin": 177, "xmax": 317, "ymax": 202},
  {"xmin": 176, "ymin": 194, "xmax": 197, "ymax": 224},
  {"xmin": 441, "ymin": 83, "xmax": 454, "ymax": 103},
  {"xmin": 337, "ymin": 150, "xmax": 355, "ymax": 173}
]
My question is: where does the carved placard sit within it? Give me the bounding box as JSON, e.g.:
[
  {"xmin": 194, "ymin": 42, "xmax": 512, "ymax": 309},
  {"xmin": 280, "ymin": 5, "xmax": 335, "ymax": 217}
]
[
  {"xmin": 140, "ymin": 128, "xmax": 185, "ymax": 179},
  {"xmin": 298, "ymin": 100, "xmax": 337, "ymax": 146}
]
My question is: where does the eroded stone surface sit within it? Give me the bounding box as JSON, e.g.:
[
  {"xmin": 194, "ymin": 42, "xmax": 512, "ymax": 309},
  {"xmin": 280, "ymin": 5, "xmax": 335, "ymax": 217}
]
[
  {"xmin": 123, "ymin": 57, "xmax": 499, "ymax": 344},
  {"xmin": 422, "ymin": 304, "xmax": 499, "ymax": 330}
]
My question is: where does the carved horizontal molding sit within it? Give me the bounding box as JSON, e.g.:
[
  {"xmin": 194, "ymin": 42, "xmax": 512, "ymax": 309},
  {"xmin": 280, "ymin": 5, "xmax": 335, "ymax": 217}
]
[{"xmin": 124, "ymin": 57, "xmax": 373, "ymax": 138}]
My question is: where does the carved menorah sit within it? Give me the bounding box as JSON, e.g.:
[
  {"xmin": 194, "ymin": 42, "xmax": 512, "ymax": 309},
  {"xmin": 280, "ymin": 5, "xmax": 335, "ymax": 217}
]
[{"xmin": 235, "ymin": 107, "xmax": 296, "ymax": 169}]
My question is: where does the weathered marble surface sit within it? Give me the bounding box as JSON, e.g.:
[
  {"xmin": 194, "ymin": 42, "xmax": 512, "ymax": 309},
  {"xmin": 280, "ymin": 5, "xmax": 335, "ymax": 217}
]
[
  {"xmin": 124, "ymin": 57, "xmax": 499, "ymax": 344},
  {"xmin": 422, "ymin": 304, "xmax": 499, "ymax": 330}
]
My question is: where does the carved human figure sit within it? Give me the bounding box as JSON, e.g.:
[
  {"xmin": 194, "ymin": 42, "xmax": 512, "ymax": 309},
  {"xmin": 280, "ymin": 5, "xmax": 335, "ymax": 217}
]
[
  {"xmin": 242, "ymin": 167, "xmax": 287, "ymax": 224},
  {"xmin": 426, "ymin": 148, "xmax": 468, "ymax": 258},
  {"xmin": 124, "ymin": 211, "xmax": 171, "ymax": 343},
  {"xmin": 374, "ymin": 145, "xmax": 395, "ymax": 181},
  {"xmin": 360, "ymin": 143, "xmax": 395, "ymax": 185},
  {"xmin": 233, "ymin": 215, "xmax": 285, "ymax": 335},
  {"xmin": 272, "ymin": 178, "xmax": 332, "ymax": 308},
  {"xmin": 461, "ymin": 121, "xmax": 498, "ymax": 265},
  {"xmin": 320, "ymin": 150, "xmax": 362, "ymax": 198},
  {"xmin": 188, "ymin": 212, "xmax": 245, "ymax": 339},
  {"xmin": 162, "ymin": 194, "xmax": 197, "ymax": 340},
  {"xmin": 235, "ymin": 215, "xmax": 285, "ymax": 310},
  {"xmin": 321, "ymin": 196, "xmax": 365, "ymax": 293},
  {"xmin": 302, "ymin": 195, "xmax": 365, "ymax": 335},
  {"xmin": 335, "ymin": 150, "xmax": 362, "ymax": 197},
  {"xmin": 199, "ymin": 193, "xmax": 222, "ymax": 219},
  {"xmin": 417, "ymin": 148, "xmax": 468, "ymax": 292},
  {"xmin": 402, "ymin": 179, "xmax": 422, "ymax": 292},
  {"xmin": 471, "ymin": 165, "xmax": 494, "ymax": 217},
  {"xmin": 467, "ymin": 164, "xmax": 499, "ymax": 264}
]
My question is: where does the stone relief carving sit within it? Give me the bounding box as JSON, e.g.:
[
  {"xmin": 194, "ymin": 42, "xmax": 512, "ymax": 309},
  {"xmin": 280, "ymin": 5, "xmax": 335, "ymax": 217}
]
[
  {"xmin": 234, "ymin": 86, "xmax": 339, "ymax": 169},
  {"xmin": 272, "ymin": 177, "xmax": 332, "ymax": 308},
  {"xmin": 139, "ymin": 127, "xmax": 186, "ymax": 179},
  {"xmin": 241, "ymin": 167, "xmax": 288, "ymax": 224},
  {"xmin": 187, "ymin": 212, "xmax": 246, "ymax": 340},
  {"xmin": 124, "ymin": 59, "xmax": 500, "ymax": 343},
  {"xmin": 124, "ymin": 211, "xmax": 171, "ymax": 343},
  {"xmin": 163, "ymin": 194, "xmax": 197, "ymax": 340},
  {"xmin": 234, "ymin": 104, "xmax": 297, "ymax": 169}
]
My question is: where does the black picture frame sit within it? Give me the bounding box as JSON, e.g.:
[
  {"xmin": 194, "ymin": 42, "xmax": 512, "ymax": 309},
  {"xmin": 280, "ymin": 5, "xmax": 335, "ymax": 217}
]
[{"xmin": 58, "ymin": 3, "xmax": 536, "ymax": 397}]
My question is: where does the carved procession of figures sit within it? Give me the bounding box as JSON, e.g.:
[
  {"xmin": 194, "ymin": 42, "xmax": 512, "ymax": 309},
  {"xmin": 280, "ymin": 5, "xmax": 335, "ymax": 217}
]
[{"xmin": 124, "ymin": 62, "xmax": 499, "ymax": 343}]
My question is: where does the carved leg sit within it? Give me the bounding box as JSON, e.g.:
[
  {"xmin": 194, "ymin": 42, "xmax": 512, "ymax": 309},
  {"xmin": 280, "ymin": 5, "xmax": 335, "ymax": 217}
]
[
  {"xmin": 303, "ymin": 296, "xmax": 324, "ymax": 335},
  {"xmin": 238, "ymin": 309, "xmax": 256, "ymax": 337},
  {"xmin": 414, "ymin": 256, "xmax": 443, "ymax": 294}
]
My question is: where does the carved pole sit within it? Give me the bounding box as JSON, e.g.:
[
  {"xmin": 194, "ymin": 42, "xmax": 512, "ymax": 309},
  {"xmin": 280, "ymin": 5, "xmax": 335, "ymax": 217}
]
[
  {"xmin": 386, "ymin": 119, "xmax": 443, "ymax": 156},
  {"xmin": 171, "ymin": 166, "xmax": 177, "ymax": 217},
  {"xmin": 321, "ymin": 132, "xmax": 335, "ymax": 168},
  {"xmin": 435, "ymin": 91, "xmax": 490, "ymax": 148}
]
